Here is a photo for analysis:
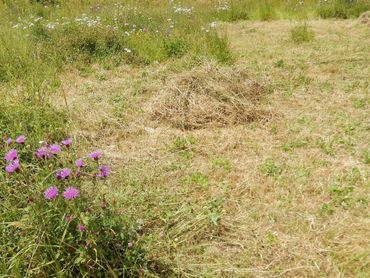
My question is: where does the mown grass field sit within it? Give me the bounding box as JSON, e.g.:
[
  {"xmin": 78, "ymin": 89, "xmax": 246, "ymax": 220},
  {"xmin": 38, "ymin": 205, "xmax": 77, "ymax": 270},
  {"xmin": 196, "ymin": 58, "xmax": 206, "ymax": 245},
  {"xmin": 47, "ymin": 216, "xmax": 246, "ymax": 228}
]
[{"xmin": 1, "ymin": 1, "xmax": 369, "ymax": 277}]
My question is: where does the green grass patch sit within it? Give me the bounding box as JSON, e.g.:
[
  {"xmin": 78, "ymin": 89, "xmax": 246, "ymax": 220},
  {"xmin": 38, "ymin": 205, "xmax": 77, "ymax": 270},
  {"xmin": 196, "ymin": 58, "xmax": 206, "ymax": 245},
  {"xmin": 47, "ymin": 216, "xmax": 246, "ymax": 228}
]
[
  {"xmin": 290, "ymin": 24, "xmax": 315, "ymax": 44},
  {"xmin": 317, "ymin": 0, "xmax": 370, "ymax": 19}
]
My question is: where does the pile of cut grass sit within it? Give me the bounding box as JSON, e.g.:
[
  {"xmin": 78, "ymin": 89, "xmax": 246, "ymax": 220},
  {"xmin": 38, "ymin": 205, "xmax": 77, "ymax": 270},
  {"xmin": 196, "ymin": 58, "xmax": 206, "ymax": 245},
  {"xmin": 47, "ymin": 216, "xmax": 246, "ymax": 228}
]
[
  {"xmin": 147, "ymin": 64, "xmax": 274, "ymax": 129},
  {"xmin": 358, "ymin": 11, "xmax": 370, "ymax": 25}
]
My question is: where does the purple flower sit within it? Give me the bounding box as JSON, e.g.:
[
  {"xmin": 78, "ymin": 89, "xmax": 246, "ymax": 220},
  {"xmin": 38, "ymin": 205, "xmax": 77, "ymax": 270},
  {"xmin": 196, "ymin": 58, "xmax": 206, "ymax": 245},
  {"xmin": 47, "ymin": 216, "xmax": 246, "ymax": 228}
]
[
  {"xmin": 6, "ymin": 159, "xmax": 20, "ymax": 173},
  {"xmin": 4, "ymin": 138, "xmax": 12, "ymax": 145},
  {"xmin": 4, "ymin": 149, "xmax": 18, "ymax": 161},
  {"xmin": 44, "ymin": 186, "xmax": 59, "ymax": 200},
  {"xmin": 35, "ymin": 147, "xmax": 51, "ymax": 159},
  {"xmin": 97, "ymin": 165, "xmax": 110, "ymax": 178},
  {"xmin": 49, "ymin": 144, "xmax": 61, "ymax": 155},
  {"xmin": 89, "ymin": 151, "xmax": 102, "ymax": 161},
  {"xmin": 61, "ymin": 138, "xmax": 72, "ymax": 147},
  {"xmin": 75, "ymin": 159, "xmax": 84, "ymax": 168},
  {"xmin": 56, "ymin": 168, "xmax": 72, "ymax": 180},
  {"xmin": 15, "ymin": 135, "xmax": 26, "ymax": 144},
  {"xmin": 78, "ymin": 224, "xmax": 86, "ymax": 232},
  {"xmin": 63, "ymin": 187, "xmax": 80, "ymax": 200}
]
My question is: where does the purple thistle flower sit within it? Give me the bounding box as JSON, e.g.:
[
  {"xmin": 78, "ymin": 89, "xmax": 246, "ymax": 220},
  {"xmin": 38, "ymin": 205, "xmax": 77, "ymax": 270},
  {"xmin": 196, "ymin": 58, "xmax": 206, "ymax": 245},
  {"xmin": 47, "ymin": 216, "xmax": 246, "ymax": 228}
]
[
  {"xmin": 4, "ymin": 138, "xmax": 12, "ymax": 145},
  {"xmin": 44, "ymin": 186, "xmax": 59, "ymax": 200},
  {"xmin": 15, "ymin": 135, "xmax": 26, "ymax": 144},
  {"xmin": 61, "ymin": 138, "xmax": 73, "ymax": 147},
  {"xmin": 35, "ymin": 146, "xmax": 51, "ymax": 159},
  {"xmin": 78, "ymin": 224, "xmax": 86, "ymax": 232},
  {"xmin": 49, "ymin": 144, "xmax": 61, "ymax": 155},
  {"xmin": 6, "ymin": 159, "xmax": 20, "ymax": 173},
  {"xmin": 4, "ymin": 149, "xmax": 18, "ymax": 161},
  {"xmin": 75, "ymin": 159, "xmax": 84, "ymax": 168},
  {"xmin": 63, "ymin": 187, "xmax": 80, "ymax": 200},
  {"xmin": 89, "ymin": 151, "xmax": 102, "ymax": 161},
  {"xmin": 56, "ymin": 168, "xmax": 72, "ymax": 180},
  {"xmin": 97, "ymin": 165, "xmax": 110, "ymax": 178}
]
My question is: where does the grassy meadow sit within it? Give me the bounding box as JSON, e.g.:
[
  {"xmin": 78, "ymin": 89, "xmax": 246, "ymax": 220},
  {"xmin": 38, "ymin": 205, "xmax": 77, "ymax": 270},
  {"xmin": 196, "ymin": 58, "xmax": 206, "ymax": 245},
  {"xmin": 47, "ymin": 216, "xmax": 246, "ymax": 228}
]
[{"xmin": 1, "ymin": 0, "xmax": 369, "ymax": 277}]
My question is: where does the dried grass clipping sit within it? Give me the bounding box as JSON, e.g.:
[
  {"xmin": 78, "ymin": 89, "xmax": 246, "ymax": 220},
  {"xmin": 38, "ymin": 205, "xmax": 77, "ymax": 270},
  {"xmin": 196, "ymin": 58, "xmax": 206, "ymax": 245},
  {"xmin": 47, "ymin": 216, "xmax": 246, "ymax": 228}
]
[
  {"xmin": 147, "ymin": 65, "xmax": 273, "ymax": 129},
  {"xmin": 359, "ymin": 11, "xmax": 370, "ymax": 26}
]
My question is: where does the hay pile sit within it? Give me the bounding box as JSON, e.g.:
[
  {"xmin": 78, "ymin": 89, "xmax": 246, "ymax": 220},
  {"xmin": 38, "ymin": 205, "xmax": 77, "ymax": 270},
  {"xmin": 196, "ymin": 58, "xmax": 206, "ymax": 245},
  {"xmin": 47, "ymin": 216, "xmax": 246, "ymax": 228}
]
[
  {"xmin": 146, "ymin": 65, "xmax": 273, "ymax": 129},
  {"xmin": 359, "ymin": 11, "xmax": 370, "ymax": 26}
]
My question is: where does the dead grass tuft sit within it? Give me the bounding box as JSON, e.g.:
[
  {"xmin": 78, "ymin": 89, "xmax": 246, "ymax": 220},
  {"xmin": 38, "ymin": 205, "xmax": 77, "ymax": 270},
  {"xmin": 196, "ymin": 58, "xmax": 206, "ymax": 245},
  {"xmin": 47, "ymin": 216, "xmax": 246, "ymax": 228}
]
[
  {"xmin": 359, "ymin": 11, "xmax": 370, "ymax": 25},
  {"xmin": 146, "ymin": 65, "xmax": 274, "ymax": 129}
]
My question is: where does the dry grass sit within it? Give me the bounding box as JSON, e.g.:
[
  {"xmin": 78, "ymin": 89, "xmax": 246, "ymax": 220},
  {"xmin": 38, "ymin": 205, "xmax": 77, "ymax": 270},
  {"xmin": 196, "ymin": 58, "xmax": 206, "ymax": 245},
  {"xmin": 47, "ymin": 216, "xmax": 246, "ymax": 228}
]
[
  {"xmin": 146, "ymin": 64, "xmax": 273, "ymax": 130},
  {"xmin": 56, "ymin": 18, "xmax": 369, "ymax": 277},
  {"xmin": 359, "ymin": 11, "xmax": 370, "ymax": 25}
]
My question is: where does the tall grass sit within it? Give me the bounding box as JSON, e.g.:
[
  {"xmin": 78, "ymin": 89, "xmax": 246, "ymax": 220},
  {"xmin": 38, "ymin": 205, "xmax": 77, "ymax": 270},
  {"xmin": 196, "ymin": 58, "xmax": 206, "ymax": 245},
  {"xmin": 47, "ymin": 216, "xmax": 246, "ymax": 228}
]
[
  {"xmin": 317, "ymin": 0, "xmax": 370, "ymax": 19},
  {"xmin": 1, "ymin": 0, "xmax": 369, "ymax": 90},
  {"xmin": 0, "ymin": 0, "xmax": 234, "ymax": 91},
  {"xmin": 290, "ymin": 23, "xmax": 315, "ymax": 43},
  {"xmin": 213, "ymin": 0, "xmax": 369, "ymax": 21}
]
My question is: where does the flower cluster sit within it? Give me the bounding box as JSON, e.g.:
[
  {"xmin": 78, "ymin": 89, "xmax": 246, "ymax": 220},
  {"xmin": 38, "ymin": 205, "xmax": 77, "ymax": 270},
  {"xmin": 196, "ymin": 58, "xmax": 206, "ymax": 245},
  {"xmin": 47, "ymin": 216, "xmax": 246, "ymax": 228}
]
[
  {"xmin": 3, "ymin": 135, "xmax": 110, "ymax": 183},
  {"xmin": 1, "ymin": 133, "xmax": 143, "ymax": 277},
  {"xmin": 173, "ymin": 6, "xmax": 194, "ymax": 15},
  {"xmin": 11, "ymin": 2, "xmax": 185, "ymax": 37},
  {"xmin": 43, "ymin": 147, "xmax": 110, "ymax": 201},
  {"xmin": 3, "ymin": 135, "xmax": 26, "ymax": 173},
  {"xmin": 216, "ymin": 1, "xmax": 230, "ymax": 11},
  {"xmin": 2, "ymin": 134, "xmax": 111, "ymax": 234},
  {"xmin": 34, "ymin": 138, "xmax": 72, "ymax": 159},
  {"xmin": 41, "ymin": 145, "xmax": 110, "ymax": 232},
  {"xmin": 75, "ymin": 13, "xmax": 101, "ymax": 27}
]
